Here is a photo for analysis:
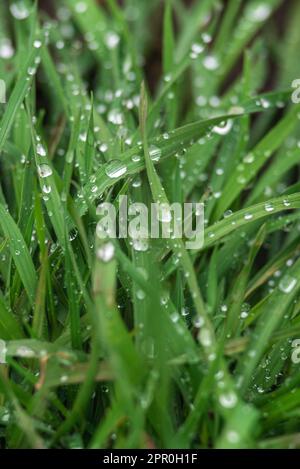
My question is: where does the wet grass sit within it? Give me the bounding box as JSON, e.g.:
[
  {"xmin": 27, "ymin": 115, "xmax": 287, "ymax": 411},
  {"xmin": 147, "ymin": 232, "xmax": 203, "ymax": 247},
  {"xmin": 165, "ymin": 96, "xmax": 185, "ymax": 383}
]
[{"xmin": 0, "ymin": 0, "xmax": 300, "ymax": 449}]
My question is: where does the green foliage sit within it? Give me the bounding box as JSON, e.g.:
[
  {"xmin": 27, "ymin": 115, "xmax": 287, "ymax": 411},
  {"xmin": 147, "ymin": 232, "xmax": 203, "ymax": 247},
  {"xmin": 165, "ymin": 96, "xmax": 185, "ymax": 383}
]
[{"xmin": 0, "ymin": 0, "xmax": 300, "ymax": 449}]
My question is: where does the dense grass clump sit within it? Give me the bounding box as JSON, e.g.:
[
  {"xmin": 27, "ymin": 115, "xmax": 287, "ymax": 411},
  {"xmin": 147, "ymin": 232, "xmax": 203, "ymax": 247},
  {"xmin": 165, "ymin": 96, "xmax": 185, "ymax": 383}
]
[{"xmin": 0, "ymin": 0, "xmax": 300, "ymax": 449}]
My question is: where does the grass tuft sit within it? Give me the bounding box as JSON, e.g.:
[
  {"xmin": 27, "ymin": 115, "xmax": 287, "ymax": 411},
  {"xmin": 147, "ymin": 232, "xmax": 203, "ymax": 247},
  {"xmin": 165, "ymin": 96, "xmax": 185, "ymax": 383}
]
[{"xmin": 0, "ymin": 0, "xmax": 300, "ymax": 449}]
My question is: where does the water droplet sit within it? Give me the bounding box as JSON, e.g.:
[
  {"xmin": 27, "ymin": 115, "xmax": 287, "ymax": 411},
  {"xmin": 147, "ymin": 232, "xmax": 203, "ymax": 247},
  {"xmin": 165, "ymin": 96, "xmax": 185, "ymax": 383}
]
[
  {"xmin": 16, "ymin": 346, "xmax": 35, "ymax": 358},
  {"xmin": 181, "ymin": 307, "xmax": 189, "ymax": 317},
  {"xmin": 131, "ymin": 154, "xmax": 141, "ymax": 163},
  {"xmin": 42, "ymin": 185, "xmax": 51, "ymax": 194},
  {"xmin": 264, "ymin": 202, "xmax": 275, "ymax": 212},
  {"xmin": 108, "ymin": 108, "xmax": 123, "ymax": 125},
  {"xmin": 224, "ymin": 210, "xmax": 233, "ymax": 218},
  {"xmin": 156, "ymin": 204, "xmax": 172, "ymax": 223},
  {"xmin": 27, "ymin": 66, "xmax": 36, "ymax": 76},
  {"xmin": 237, "ymin": 175, "xmax": 246, "ymax": 184},
  {"xmin": 260, "ymin": 98, "xmax": 271, "ymax": 109},
  {"xmin": 105, "ymin": 160, "xmax": 127, "ymax": 179},
  {"xmin": 10, "ymin": 2, "xmax": 30, "ymax": 20},
  {"xmin": 248, "ymin": 4, "xmax": 271, "ymax": 22},
  {"xmin": 209, "ymin": 96, "xmax": 221, "ymax": 107},
  {"xmin": 213, "ymin": 371, "xmax": 223, "ymax": 383},
  {"xmin": 96, "ymin": 242, "xmax": 115, "ymax": 263},
  {"xmin": 136, "ymin": 289, "xmax": 146, "ymax": 300},
  {"xmin": 240, "ymin": 303, "xmax": 250, "ymax": 319},
  {"xmin": 1, "ymin": 411, "xmax": 10, "ymax": 423},
  {"xmin": 203, "ymin": 55, "xmax": 219, "ymax": 70},
  {"xmin": 213, "ymin": 191, "xmax": 222, "ymax": 199},
  {"xmin": 191, "ymin": 42, "xmax": 204, "ymax": 54},
  {"xmin": 132, "ymin": 238, "xmax": 149, "ymax": 252},
  {"xmin": 149, "ymin": 145, "xmax": 161, "ymax": 162},
  {"xmin": 229, "ymin": 106, "xmax": 245, "ymax": 115},
  {"xmin": 37, "ymin": 143, "xmax": 46, "ymax": 157},
  {"xmin": 0, "ymin": 38, "xmax": 14, "ymax": 59},
  {"xmin": 202, "ymin": 32, "xmax": 212, "ymax": 44},
  {"xmin": 164, "ymin": 73, "xmax": 172, "ymax": 83},
  {"xmin": 196, "ymin": 95, "xmax": 207, "ymax": 106},
  {"xmin": 132, "ymin": 175, "xmax": 142, "ymax": 188},
  {"xmin": 212, "ymin": 120, "xmax": 233, "ymax": 135},
  {"xmin": 279, "ymin": 275, "xmax": 297, "ymax": 294},
  {"xmin": 75, "ymin": 2, "xmax": 87, "ymax": 14},
  {"xmin": 193, "ymin": 316, "xmax": 204, "ymax": 328},
  {"xmin": 79, "ymin": 132, "xmax": 87, "ymax": 142},
  {"xmin": 219, "ymin": 391, "xmax": 238, "ymax": 408},
  {"xmin": 170, "ymin": 312, "xmax": 180, "ymax": 323},
  {"xmin": 99, "ymin": 143, "xmax": 108, "ymax": 153},
  {"xmin": 105, "ymin": 31, "xmax": 120, "ymax": 49},
  {"xmin": 199, "ymin": 328, "xmax": 212, "ymax": 347},
  {"xmin": 38, "ymin": 164, "xmax": 53, "ymax": 178},
  {"xmin": 243, "ymin": 153, "xmax": 254, "ymax": 164},
  {"xmin": 33, "ymin": 40, "xmax": 42, "ymax": 49},
  {"xmin": 226, "ymin": 430, "xmax": 240, "ymax": 444}
]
